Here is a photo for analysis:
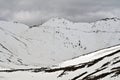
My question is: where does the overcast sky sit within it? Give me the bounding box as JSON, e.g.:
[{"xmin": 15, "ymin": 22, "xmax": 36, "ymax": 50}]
[{"xmin": 0, "ymin": 0, "xmax": 120, "ymax": 25}]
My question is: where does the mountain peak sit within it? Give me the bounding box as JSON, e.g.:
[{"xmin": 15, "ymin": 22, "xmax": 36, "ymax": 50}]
[
  {"xmin": 48, "ymin": 17, "xmax": 70, "ymax": 22},
  {"xmin": 100, "ymin": 17, "xmax": 120, "ymax": 21},
  {"xmin": 42, "ymin": 17, "xmax": 73, "ymax": 26}
]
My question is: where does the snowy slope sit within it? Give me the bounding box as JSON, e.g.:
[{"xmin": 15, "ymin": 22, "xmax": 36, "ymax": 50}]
[
  {"xmin": 0, "ymin": 17, "xmax": 120, "ymax": 68},
  {"xmin": 0, "ymin": 21, "xmax": 31, "ymax": 69},
  {"xmin": 21, "ymin": 17, "xmax": 120, "ymax": 65},
  {"xmin": 0, "ymin": 44, "xmax": 120, "ymax": 80}
]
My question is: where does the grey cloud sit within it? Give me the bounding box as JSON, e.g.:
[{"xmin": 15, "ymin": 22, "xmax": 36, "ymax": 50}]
[{"xmin": 0, "ymin": 0, "xmax": 120, "ymax": 25}]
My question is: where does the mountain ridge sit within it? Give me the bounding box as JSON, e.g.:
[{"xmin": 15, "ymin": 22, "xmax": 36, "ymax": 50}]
[
  {"xmin": 0, "ymin": 17, "xmax": 120, "ymax": 80},
  {"xmin": 0, "ymin": 17, "xmax": 120, "ymax": 68}
]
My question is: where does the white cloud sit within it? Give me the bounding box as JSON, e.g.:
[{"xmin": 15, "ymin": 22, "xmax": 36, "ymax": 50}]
[
  {"xmin": 12, "ymin": 11, "xmax": 46, "ymax": 25},
  {"xmin": 12, "ymin": 10, "xmax": 64, "ymax": 25}
]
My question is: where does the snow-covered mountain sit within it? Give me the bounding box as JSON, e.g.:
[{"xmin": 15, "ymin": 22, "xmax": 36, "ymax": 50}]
[
  {"xmin": 0, "ymin": 44, "xmax": 120, "ymax": 80},
  {"xmin": 0, "ymin": 17, "xmax": 120, "ymax": 68}
]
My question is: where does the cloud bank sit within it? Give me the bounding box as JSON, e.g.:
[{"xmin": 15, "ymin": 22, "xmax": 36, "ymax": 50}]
[{"xmin": 0, "ymin": 0, "xmax": 120, "ymax": 25}]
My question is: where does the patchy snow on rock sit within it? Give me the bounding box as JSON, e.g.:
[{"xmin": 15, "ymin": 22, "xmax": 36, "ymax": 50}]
[{"xmin": 0, "ymin": 44, "xmax": 120, "ymax": 80}]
